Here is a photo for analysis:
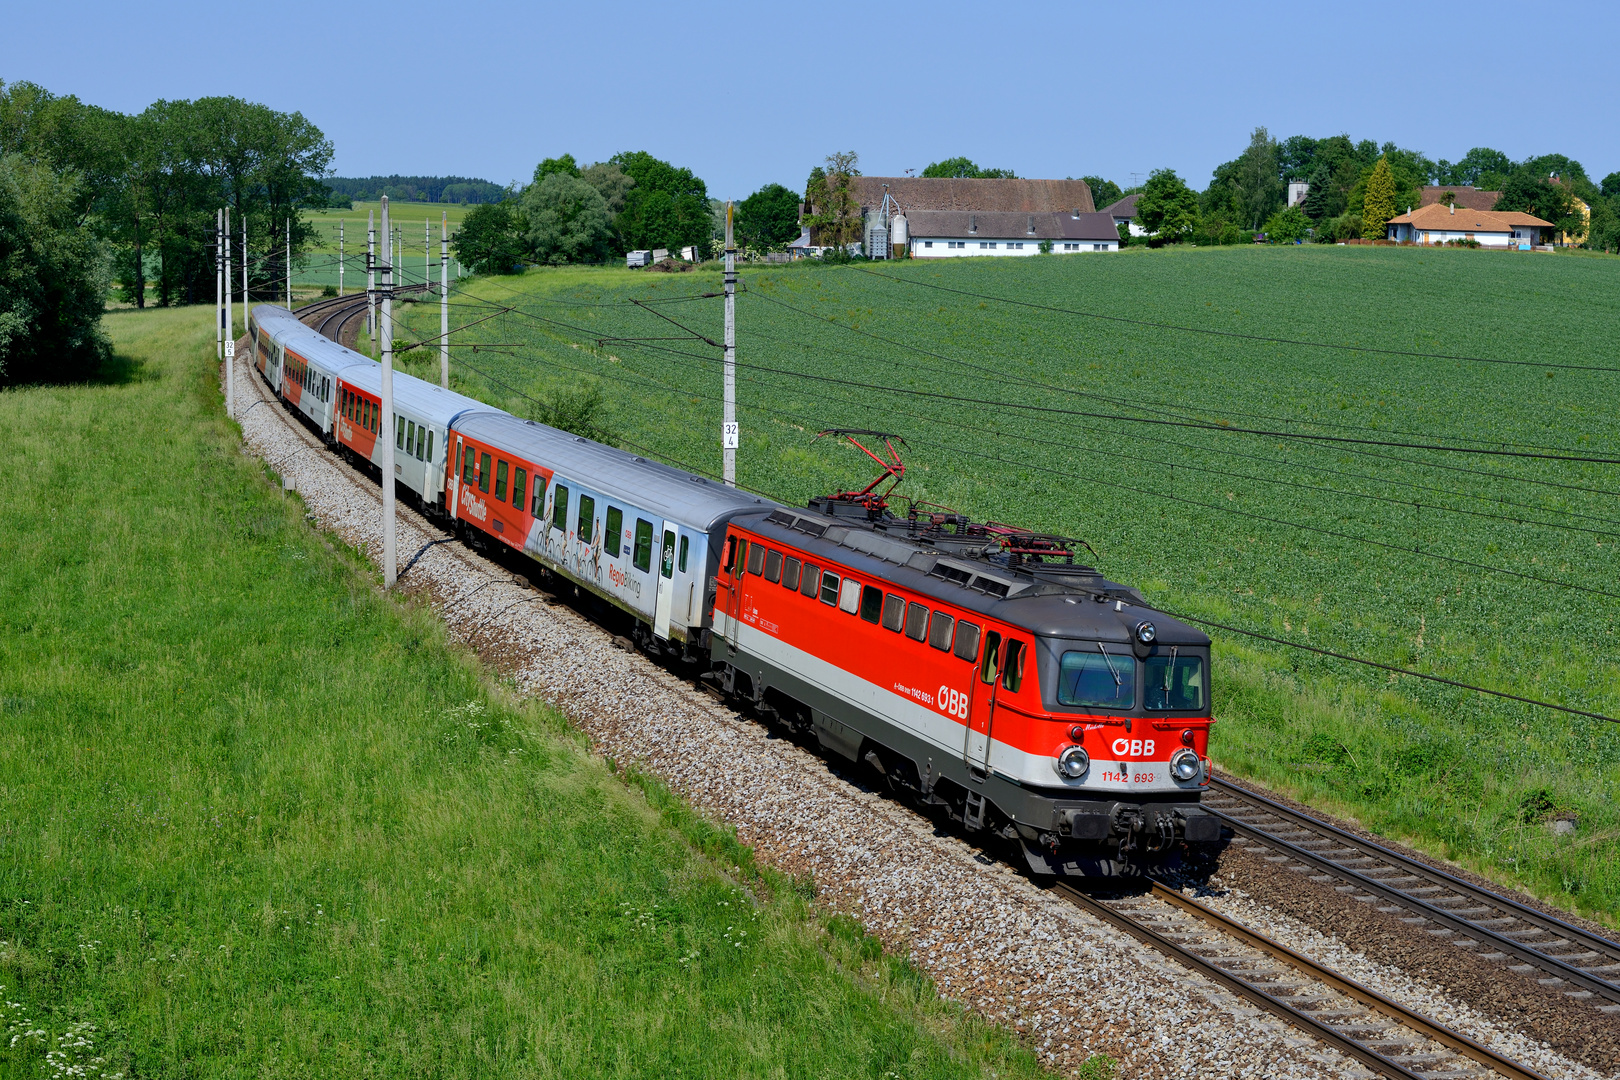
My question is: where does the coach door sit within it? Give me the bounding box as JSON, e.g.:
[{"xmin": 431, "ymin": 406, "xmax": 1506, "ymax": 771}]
[
  {"xmin": 653, "ymin": 526, "xmax": 677, "ymax": 639},
  {"xmin": 449, "ymin": 435, "xmax": 463, "ymax": 518},
  {"xmin": 964, "ymin": 631, "xmax": 1002, "ymax": 773}
]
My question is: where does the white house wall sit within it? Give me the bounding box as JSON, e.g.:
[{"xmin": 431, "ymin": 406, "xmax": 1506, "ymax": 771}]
[{"xmin": 911, "ymin": 237, "xmax": 1117, "ymax": 257}]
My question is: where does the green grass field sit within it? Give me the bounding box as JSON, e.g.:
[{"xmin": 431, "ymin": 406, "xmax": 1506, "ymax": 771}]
[
  {"xmin": 387, "ymin": 246, "xmax": 1620, "ymax": 921},
  {"xmin": 0, "ymin": 307, "xmax": 1050, "ymax": 1079},
  {"xmin": 292, "ymin": 202, "xmax": 471, "ymax": 291}
]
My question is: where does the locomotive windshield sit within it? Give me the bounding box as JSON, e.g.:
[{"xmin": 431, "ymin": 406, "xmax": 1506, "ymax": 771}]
[
  {"xmin": 1144, "ymin": 651, "xmax": 1206, "ymax": 711},
  {"xmin": 1057, "ymin": 645, "xmax": 1135, "ymax": 708}
]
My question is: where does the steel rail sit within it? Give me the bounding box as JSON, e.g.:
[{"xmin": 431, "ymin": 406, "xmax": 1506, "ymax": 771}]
[
  {"xmin": 1055, "ymin": 883, "xmax": 1440, "ymax": 1080},
  {"xmin": 1146, "ymin": 882, "xmax": 1551, "ymax": 1080},
  {"xmin": 1205, "ymin": 779, "xmax": 1620, "ymax": 1007}
]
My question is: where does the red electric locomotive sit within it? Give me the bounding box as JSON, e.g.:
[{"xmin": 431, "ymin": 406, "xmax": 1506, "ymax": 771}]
[{"xmin": 709, "ymin": 434, "xmax": 1219, "ymax": 875}]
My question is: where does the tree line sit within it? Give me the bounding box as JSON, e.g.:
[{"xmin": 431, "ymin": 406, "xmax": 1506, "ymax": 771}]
[
  {"xmin": 324, "ymin": 175, "xmax": 505, "ymax": 205},
  {"xmin": 0, "ymin": 80, "xmax": 332, "ymax": 383},
  {"xmin": 1101, "ymin": 128, "xmax": 1618, "ymax": 250},
  {"xmin": 451, "ymin": 152, "xmax": 805, "ymax": 273}
]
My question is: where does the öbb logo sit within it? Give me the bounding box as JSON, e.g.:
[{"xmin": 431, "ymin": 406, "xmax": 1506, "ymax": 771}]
[
  {"xmin": 936, "ymin": 685, "xmax": 969, "ymax": 720},
  {"xmin": 1111, "ymin": 738, "xmax": 1155, "ymax": 758}
]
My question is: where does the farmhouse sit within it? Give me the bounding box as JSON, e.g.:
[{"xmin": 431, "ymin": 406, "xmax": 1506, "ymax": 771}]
[
  {"xmin": 908, "ymin": 210, "xmax": 1120, "ymax": 256},
  {"xmin": 1418, "ymin": 185, "xmax": 1502, "ymax": 210},
  {"xmin": 1385, "ymin": 204, "xmax": 1552, "ymax": 247},
  {"xmin": 1099, "ymin": 193, "xmax": 1144, "ymax": 237}
]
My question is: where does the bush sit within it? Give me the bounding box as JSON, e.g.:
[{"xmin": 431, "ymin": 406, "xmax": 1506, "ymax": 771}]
[
  {"xmin": 0, "ymin": 154, "xmax": 111, "ymax": 384},
  {"xmin": 1262, "ymin": 205, "xmax": 1311, "ymax": 244}
]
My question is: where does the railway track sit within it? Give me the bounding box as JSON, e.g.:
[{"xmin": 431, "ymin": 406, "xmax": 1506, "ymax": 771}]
[
  {"xmin": 1057, "ymin": 880, "xmax": 1552, "ymax": 1080},
  {"xmin": 1204, "ymin": 779, "xmax": 1620, "ymax": 1015}
]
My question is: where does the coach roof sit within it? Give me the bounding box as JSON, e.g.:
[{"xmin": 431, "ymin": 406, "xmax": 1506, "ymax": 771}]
[
  {"xmin": 340, "ymin": 364, "xmax": 497, "ymax": 428},
  {"xmin": 454, "ymin": 411, "xmax": 778, "ymax": 529}
]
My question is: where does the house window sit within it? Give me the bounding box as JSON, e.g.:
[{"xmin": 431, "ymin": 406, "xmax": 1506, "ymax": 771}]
[
  {"xmin": 948, "ymin": 241, "xmax": 965, "ymax": 249},
  {"xmin": 980, "ymin": 242, "xmax": 993, "ymax": 249},
  {"xmin": 1010, "ymin": 242, "xmax": 1023, "ymax": 249},
  {"xmin": 924, "ymin": 241, "xmax": 933, "ymax": 248},
  {"xmin": 1094, "ymin": 244, "xmax": 1106, "ymax": 251}
]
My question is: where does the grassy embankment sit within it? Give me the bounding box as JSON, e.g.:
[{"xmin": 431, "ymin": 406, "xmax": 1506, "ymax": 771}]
[
  {"xmin": 387, "ymin": 246, "xmax": 1620, "ymax": 922},
  {"xmin": 0, "ymin": 306, "xmax": 1050, "ymax": 1079}
]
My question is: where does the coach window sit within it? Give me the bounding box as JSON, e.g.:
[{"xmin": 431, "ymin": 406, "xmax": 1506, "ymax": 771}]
[
  {"xmin": 980, "ymin": 632, "xmax": 1003, "ymax": 685},
  {"xmin": 678, "ymin": 536, "xmax": 690, "ymax": 573},
  {"xmin": 406, "ymin": 421, "xmax": 416, "ymax": 456},
  {"xmin": 531, "ymin": 476, "xmax": 547, "ymax": 517},
  {"xmin": 904, "ymin": 602, "xmax": 929, "ymax": 642},
  {"xmin": 512, "ymin": 467, "xmax": 526, "ymax": 508},
  {"xmin": 800, "ymin": 563, "xmax": 820, "ymax": 598},
  {"xmin": 494, "ymin": 460, "xmax": 508, "ymax": 501},
  {"xmin": 397, "ymin": 417, "xmax": 407, "ymax": 451},
  {"xmin": 604, "ymin": 507, "xmax": 623, "ymax": 557},
  {"xmin": 461, "ymin": 446, "xmax": 474, "ymax": 484},
  {"xmin": 416, "ymin": 425, "xmax": 427, "ymax": 461},
  {"xmin": 819, "ymin": 571, "xmax": 840, "ymax": 605},
  {"xmin": 1002, "ymin": 639, "xmax": 1027, "ymax": 693},
  {"xmin": 551, "ymin": 484, "xmax": 569, "ymax": 531},
  {"xmin": 478, "ymin": 453, "xmax": 492, "ymax": 494},
  {"xmin": 764, "ymin": 550, "xmax": 782, "ymax": 583},
  {"xmin": 859, "ymin": 585, "xmax": 882, "ymax": 623},
  {"xmin": 746, "ymin": 543, "xmax": 766, "ymax": 576},
  {"xmin": 838, "ymin": 578, "xmax": 860, "ymax": 614},
  {"xmin": 781, "ymin": 556, "xmax": 801, "ymax": 590},
  {"xmin": 633, "ymin": 519, "xmax": 653, "ymax": 572},
  {"xmin": 881, "ymin": 594, "xmax": 905, "ymax": 632},
  {"xmin": 427, "ymin": 430, "xmax": 434, "ymax": 463},
  {"xmin": 661, "ymin": 531, "xmax": 676, "ymax": 578},
  {"xmin": 577, "ymin": 496, "xmax": 595, "ymax": 543},
  {"xmin": 929, "ymin": 612, "xmax": 955, "ymax": 652},
  {"xmin": 954, "ymin": 621, "xmax": 982, "ymax": 663}
]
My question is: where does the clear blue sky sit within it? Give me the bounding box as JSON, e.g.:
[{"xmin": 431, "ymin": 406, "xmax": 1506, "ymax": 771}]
[{"xmin": 8, "ymin": 0, "xmax": 1617, "ymax": 198}]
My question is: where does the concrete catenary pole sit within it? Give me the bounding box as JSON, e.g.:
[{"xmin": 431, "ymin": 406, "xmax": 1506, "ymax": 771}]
[
  {"xmin": 722, "ymin": 201, "xmax": 737, "ymax": 487},
  {"xmin": 440, "ymin": 210, "xmax": 450, "ymax": 389},
  {"xmin": 285, "ymin": 218, "xmax": 292, "ymax": 309},
  {"xmin": 215, "ymin": 209, "xmax": 223, "ymax": 363},
  {"xmin": 338, "ymin": 219, "xmax": 345, "ymax": 297},
  {"xmin": 424, "ymin": 218, "xmax": 429, "ymax": 293},
  {"xmin": 224, "ymin": 206, "xmax": 233, "ymax": 419},
  {"xmin": 241, "ymin": 213, "xmax": 248, "ymax": 326},
  {"xmin": 380, "ymin": 196, "xmax": 397, "ymax": 587},
  {"xmin": 367, "ymin": 209, "xmax": 376, "ymax": 347}
]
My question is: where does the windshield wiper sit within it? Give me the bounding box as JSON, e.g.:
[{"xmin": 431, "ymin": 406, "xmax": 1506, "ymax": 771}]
[{"xmin": 1097, "ymin": 641, "xmax": 1122, "ymax": 687}]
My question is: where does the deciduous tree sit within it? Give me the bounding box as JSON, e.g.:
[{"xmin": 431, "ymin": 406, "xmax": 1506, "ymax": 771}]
[
  {"xmin": 452, "ymin": 202, "xmax": 528, "ymax": 275},
  {"xmin": 1136, "ymin": 168, "xmax": 1198, "ymax": 243},
  {"xmin": 522, "ymin": 173, "xmax": 613, "ymax": 265},
  {"xmin": 735, "ymin": 182, "xmax": 801, "ymax": 251},
  {"xmin": 922, "ymin": 157, "xmax": 1016, "ymax": 179},
  {"xmin": 805, "ymin": 152, "xmax": 862, "ymax": 249},
  {"xmin": 1082, "ymin": 176, "xmax": 1123, "ymax": 208}
]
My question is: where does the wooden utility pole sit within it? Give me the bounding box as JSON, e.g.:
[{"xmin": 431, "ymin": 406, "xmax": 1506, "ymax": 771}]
[
  {"xmin": 722, "ymin": 201, "xmax": 737, "ymax": 487},
  {"xmin": 379, "ymin": 196, "xmax": 397, "ymax": 588}
]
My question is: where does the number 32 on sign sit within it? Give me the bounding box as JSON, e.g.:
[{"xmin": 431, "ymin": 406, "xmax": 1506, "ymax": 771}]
[{"xmin": 722, "ymin": 423, "xmax": 739, "ymax": 449}]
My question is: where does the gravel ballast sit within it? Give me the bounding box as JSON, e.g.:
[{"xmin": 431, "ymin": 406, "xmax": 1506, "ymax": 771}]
[{"xmin": 224, "ymin": 343, "xmax": 1611, "ymax": 1080}]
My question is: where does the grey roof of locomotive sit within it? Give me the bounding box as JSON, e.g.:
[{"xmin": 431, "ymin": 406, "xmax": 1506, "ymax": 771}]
[
  {"xmin": 746, "ymin": 508, "xmax": 1208, "ymax": 647},
  {"xmin": 453, "ymin": 411, "xmax": 779, "ymax": 532}
]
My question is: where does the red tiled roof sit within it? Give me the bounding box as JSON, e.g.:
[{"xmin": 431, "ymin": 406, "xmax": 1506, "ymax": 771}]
[
  {"xmin": 1386, "ymin": 204, "xmax": 1552, "ymax": 231},
  {"xmin": 845, "ymin": 177, "xmax": 1095, "ymax": 215},
  {"xmin": 1418, "ymin": 186, "xmax": 1501, "ymax": 211}
]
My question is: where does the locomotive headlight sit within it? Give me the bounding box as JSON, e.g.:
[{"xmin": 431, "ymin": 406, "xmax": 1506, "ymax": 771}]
[
  {"xmin": 1170, "ymin": 748, "xmax": 1201, "ymax": 781},
  {"xmin": 1054, "ymin": 745, "xmax": 1091, "ymax": 779},
  {"xmin": 1135, "ymin": 620, "xmax": 1157, "ymax": 644}
]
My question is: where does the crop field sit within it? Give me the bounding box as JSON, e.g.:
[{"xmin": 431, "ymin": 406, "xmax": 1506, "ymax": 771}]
[
  {"xmin": 0, "ymin": 307, "xmax": 1047, "ymax": 1078},
  {"xmin": 387, "ymin": 246, "xmax": 1620, "ymax": 920},
  {"xmin": 288, "ymin": 202, "xmax": 470, "ymax": 291}
]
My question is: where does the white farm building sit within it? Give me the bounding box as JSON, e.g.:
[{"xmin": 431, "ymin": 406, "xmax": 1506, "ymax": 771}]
[{"xmin": 907, "ymin": 210, "xmax": 1120, "ymax": 256}]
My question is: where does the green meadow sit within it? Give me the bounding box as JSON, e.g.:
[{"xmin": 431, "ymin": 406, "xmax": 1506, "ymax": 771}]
[
  {"xmin": 386, "ymin": 245, "xmax": 1620, "ymax": 922},
  {"xmin": 0, "ymin": 307, "xmax": 1049, "ymax": 1079}
]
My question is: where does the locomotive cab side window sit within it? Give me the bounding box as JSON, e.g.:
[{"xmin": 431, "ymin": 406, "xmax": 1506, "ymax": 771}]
[
  {"xmin": 604, "ymin": 507, "xmax": 623, "ymax": 557},
  {"xmin": 859, "ymin": 585, "xmax": 882, "ymax": 623},
  {"xmin": 747, "ymin": 543, "xmax": 766, "ymax": 576},
  {"xmin": 633, "ymin": 519, "xmax": 653, "ymax": 572},
  {"xmin": 928, "ymin": 612, "xmax": 955, "ymax": 652},
  {"xmin": 763, "ymin": 550, "xmax": 782, "ymax": 583},
  {"xmin": 980, "ymin": 632, "xmax": 1003, "ymax": 685},
  {"xmin": 1002, "ymin": 639, "xmax": 1027, "ymax": 693},
  {"xmin": 838, "ymin": 578, "xmax": 860, "ymax": 614},
  {"xmin": 904, "ymin": 602, "xmax": 929, "ymax": 642},
  {"xmin": 881, "ymin": 594, "xmax": 905, "ymax": 632},
  {"xmin": 551, "ymin": 485, "xmax": 570, "ymax": 531},
  {"xmin": 800, "ymin": 563, "xmax": 820, "ymax": 597},
  {"xmin": 954, "ymin": 621, "xmax": 981, "ymax": 662},
  {"xmin": 818, "ymin": 571, "xmax": 839, "ymax": 605},
  {"xmin": 781, "ymin": 556, "xmax": 799, "ymax": 590}
]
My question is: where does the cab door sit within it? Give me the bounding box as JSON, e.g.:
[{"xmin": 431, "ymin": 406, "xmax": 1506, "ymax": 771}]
[
  {"xmin": 653, "ymin": 526, "xmax": 677, "ymax": 639},
  {"xmin": 964, "ymin": 631, "xmax": 1002, "ymax": 772},
  {"xmin": 449, "ymin": 435, "xmax": 463, "ymax": 518}
]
